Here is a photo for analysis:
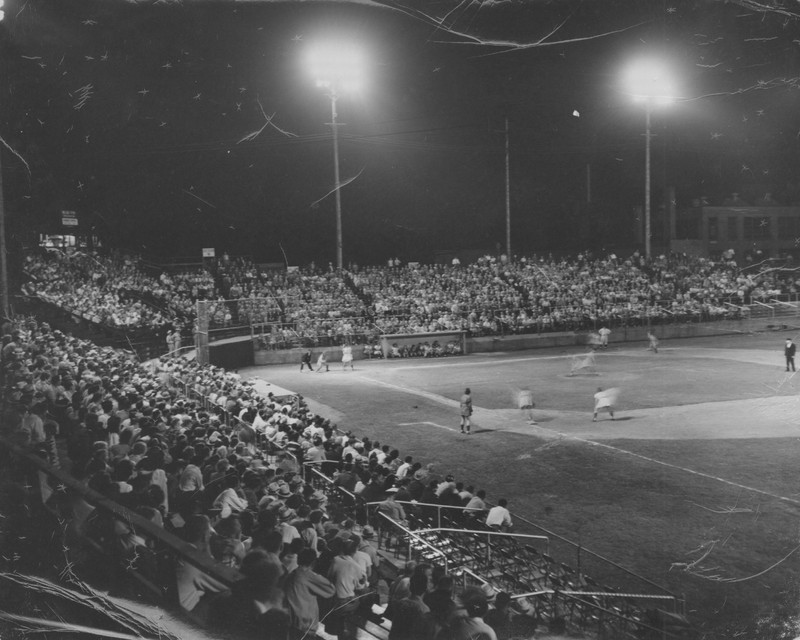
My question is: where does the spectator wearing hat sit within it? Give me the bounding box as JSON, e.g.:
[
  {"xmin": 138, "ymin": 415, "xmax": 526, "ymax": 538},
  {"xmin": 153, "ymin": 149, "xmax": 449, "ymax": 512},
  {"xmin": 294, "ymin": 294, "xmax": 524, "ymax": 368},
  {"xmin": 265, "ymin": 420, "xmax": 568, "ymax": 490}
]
[
  {"xmin": 277, "ymin": 505, "xmax": 301, "ymax": 546},
  {"xmin": 376, "ymin": 492, "xmax": 406, "ymax": 524},
  {"xmin": 357, "ymin": 526, "xmax": 379, "ymax": 575},
  {"xmin": 388, "ymin": 572, "xmax": 434, "ymax": 640},
  {"xmin": 407, "ymin": 466, "xmax": 425, "ymax": 501},
  {"xmin": 284, "ymin": 548, "xmax": 336, "ymax": 636},
  {"xmin": 452, "ymin": 586, "xmax": 497, "ymax": 640},
  {"xmin": 294, "ymin": 518, "xmax": 319, "ymax": 556},
  {"xmin": 210, "ymin": 549, "xmax": 290, "ymax": 640}
]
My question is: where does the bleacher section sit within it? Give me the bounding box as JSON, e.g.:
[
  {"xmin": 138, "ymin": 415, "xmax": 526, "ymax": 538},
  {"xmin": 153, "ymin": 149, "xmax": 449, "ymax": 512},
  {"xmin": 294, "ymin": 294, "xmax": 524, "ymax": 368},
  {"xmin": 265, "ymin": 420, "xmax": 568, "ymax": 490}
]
[
  {"xmin": 20, "ymin": 249, "xmax": 800, "ymax": 357},
  {"xmin": 0, "ymin": 319, "xmax": 692, "ymax": 639}
]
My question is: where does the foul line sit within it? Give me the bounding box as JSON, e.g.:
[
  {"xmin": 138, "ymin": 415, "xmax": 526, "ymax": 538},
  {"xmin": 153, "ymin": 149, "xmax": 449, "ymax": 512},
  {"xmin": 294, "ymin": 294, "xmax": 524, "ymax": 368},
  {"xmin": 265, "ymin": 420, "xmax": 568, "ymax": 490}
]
[
  {"xmin": 528, "ymin": 423, "xmax": 800, "ymax": 508},
  {"xmin": 357, "ymin": 376, "xmax": 800, "ymax": 508},
  {"xmin": 356, "ymin": 376, "xmax": 461, "ymax": 408},
  {"xmin": 373, "ymin": 346, "xmax": 778, "ymax": 372},
  {"xmin": 397, "ymin": 421, "xmax": 457, "ymax": 432}
]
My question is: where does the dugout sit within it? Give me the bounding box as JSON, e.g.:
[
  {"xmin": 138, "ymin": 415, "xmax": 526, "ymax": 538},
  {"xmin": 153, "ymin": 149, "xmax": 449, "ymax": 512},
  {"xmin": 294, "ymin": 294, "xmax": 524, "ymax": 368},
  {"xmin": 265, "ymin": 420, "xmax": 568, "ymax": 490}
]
[{"xmin": 380, "ymin": 330, "xmax": 467, "ymax": 358}]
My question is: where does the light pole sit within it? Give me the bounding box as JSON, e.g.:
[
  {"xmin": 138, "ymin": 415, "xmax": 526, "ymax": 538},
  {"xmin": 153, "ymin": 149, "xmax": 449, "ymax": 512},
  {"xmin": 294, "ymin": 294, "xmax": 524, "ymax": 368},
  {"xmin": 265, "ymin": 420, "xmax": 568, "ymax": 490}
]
[
  {"xmin": 0, "ymin": 0, "xmax": 8, "ymax": 320},
  {"xmin": 307, "ymin": 43, "xmax": 364, "ymax": 270},
  {"xmin": 623, "ymin": 59, "xmax": 675, "ymax": 260},
  {"xmin": 644, "ymin": 103, "xmax": 652, "ymax": 260},
  {"xmin": 329, "ymin": 88, "xmax": 343, "ymax": 270}
]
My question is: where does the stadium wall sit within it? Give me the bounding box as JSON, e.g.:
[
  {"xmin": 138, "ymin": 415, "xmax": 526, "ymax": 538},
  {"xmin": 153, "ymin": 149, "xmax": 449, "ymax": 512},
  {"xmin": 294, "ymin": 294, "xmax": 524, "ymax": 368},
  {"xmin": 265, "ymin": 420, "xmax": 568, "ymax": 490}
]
[{"xmin": 230, "ymin": 314, "xmax": 799, "ymax": 368}]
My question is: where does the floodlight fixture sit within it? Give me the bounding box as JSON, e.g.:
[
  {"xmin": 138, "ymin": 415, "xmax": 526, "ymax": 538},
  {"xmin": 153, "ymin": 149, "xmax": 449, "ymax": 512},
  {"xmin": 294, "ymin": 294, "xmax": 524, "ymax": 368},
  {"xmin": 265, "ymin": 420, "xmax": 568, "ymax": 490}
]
[
  {"xmin": 307, "ymin": 41, "xmax": 366, "ymax": 270},
  {"xmin": 623, "ymin": 57, "xmax": 678, "ymax": 259}
]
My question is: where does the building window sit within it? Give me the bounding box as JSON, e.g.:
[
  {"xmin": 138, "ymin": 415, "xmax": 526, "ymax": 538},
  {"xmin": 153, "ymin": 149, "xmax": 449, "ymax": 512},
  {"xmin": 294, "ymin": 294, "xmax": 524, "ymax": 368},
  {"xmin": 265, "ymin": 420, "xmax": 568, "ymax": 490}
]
[
  {"xmin": 727, "ymin": 216, "xmax": 737, "ymax": 241},
  {"xmin": 778, "ymin": 217, "xmax": 800, "ymax": 238},
  {"xmin": 744, "ymin": 217, "xmax": 770, "ymax": 240},
  {"xmin": 708, "ymin": 217, "xmax": 718, "ymax": 242}
]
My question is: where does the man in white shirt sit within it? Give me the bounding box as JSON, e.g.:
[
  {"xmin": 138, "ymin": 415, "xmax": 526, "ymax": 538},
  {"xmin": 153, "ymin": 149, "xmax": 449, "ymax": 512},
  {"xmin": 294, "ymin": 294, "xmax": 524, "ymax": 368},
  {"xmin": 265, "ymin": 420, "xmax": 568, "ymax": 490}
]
[
  {"xmin": 485, "ymin": 498, "xmax": 512, "ymax": 532},
  {"xmin": 396, "ymin": 456, "xmax": 413, "ymax": 479}
]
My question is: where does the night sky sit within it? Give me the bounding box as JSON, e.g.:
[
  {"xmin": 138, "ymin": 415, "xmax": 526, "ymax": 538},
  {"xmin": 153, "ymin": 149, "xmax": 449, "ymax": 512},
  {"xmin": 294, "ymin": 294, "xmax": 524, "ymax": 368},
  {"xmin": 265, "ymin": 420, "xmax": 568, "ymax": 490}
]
[{"xmin": 3, "ymin": 0, "xmax": 800, "ymax": 265}]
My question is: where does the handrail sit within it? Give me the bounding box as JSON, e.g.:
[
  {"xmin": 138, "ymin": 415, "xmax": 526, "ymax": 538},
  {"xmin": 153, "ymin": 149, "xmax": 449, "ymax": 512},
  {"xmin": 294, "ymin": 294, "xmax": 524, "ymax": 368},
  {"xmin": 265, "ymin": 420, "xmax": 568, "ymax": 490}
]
[
  {"xmin": 305, "ymin": 466, "xmax": 361, "ymax": 507},
  {"xmin": 458, "ymin": 566, "xmax": 490, "ymax": 590},
  {"xmin": 365, "ymin": 499, "xmax": 483, "ymax": 530},
  {"xmin": 374, "ymin": 511, "xmax": 448, "ymax": 571},
  {"xmin": 0, "ymin": 435, "xmax": 241, "ymax": 588},
  {"xmin": 414, "ymin": 527, "xmax": 549, "ymax": 551},
  {"xmin": 510, "ymin": 590, "xmax": 686, "ymax": 638},
  {"xmin": 752, "ymin": 300, "xmax": 773, "ymax": 309},
  {"xmin": 311, "ymin": 470, "xmax": 676, "ymax": 603},
  {"xmin": 511, "ymin": 512, "xmax": 679, "ymax": 599},
  {"xmin": 724, "ymin": 301, "xmax": 747, "ymax": 310},
  {"xmin": 770, "ymin": 298, "xmax": 799, "ymax": 308}
]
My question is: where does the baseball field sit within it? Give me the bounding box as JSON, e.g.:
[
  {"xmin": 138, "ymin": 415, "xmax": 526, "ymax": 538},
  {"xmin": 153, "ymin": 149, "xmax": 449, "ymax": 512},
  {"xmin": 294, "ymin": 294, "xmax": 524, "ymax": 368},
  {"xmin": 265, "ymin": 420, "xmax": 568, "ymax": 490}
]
[{"xmin": 245, "ymin": 330, "xmax": 800, "ymax": 639}]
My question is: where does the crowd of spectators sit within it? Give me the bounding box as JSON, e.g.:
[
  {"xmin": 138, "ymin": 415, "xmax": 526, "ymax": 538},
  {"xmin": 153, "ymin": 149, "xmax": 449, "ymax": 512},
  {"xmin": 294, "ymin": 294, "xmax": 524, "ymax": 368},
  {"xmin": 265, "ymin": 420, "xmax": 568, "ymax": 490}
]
[
  {"xmin": 20, "ymin": 248, "xmax": 800, "ymax": 351},
  {"xmin": 21, "ymin": 250, "xmax": 220, "ymax": 338},
  {"xmin": 22, "ymin": 251, "xmax": 177, "ymax": 332},
  {"xmin": 1, "ymin": 317, "xmax": 530, "ymax": 640}
]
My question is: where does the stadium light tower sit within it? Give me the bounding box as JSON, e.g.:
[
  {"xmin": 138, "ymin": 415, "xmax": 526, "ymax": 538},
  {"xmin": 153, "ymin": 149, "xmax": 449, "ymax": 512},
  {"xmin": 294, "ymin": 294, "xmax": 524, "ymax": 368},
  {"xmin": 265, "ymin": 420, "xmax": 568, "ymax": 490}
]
[
  {"xmin": 0, "ymin": 0, "xmax": 8, "ymax": 321},
  {"xmin": 623, "ymin": 58, "xmax": 676, "ymax": 260},
  {"xmin": 307, "ymin": 42, "xmax": 365, "ymax": 270}
]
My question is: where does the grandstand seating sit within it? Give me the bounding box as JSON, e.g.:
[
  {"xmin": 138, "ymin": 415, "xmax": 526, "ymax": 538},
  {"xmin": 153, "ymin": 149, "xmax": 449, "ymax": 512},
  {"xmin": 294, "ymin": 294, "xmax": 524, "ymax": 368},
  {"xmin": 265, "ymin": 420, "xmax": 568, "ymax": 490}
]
[
  {"xmin": 20, "ymin": 249, "xmax": 800, "ymax": 355},
  {"xmin": 1, "ymin": 318, "xmax": 692, "ymax": 639}
]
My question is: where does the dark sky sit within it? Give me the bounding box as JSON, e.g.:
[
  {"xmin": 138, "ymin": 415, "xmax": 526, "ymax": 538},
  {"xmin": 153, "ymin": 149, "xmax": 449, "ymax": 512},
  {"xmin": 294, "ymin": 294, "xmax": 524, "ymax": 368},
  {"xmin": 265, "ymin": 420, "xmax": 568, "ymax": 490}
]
[{"xmin": 3, "ymin": 0, "xmax": 800, "ymax": 264}]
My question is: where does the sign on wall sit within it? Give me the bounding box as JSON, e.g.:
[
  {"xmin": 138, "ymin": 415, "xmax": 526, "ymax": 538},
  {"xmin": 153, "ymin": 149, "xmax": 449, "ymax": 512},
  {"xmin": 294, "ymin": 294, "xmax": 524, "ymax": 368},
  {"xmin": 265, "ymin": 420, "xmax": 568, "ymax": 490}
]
[{"xmin": 61, "ymin": 210, "xmax": 78, "ymax": 227}]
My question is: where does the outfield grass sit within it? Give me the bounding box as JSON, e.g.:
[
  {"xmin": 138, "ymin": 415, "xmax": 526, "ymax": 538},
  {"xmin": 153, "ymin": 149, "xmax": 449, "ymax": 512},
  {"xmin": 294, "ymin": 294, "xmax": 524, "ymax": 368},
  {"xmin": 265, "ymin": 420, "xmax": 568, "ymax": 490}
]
[{"xmin": 248, "ymin": 333, "xmax": 800, "ymax": 639}]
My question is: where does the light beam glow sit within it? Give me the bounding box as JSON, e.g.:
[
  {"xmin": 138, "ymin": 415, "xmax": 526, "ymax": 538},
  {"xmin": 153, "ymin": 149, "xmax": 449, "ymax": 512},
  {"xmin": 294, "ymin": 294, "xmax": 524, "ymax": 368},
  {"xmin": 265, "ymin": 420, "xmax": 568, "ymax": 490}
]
[
  {"xmin": 306, "ymin": 42, "xmax": 366, "ymax": 94},
  {"xmin": 623, "ymin": 58, "xmax": 677, "ymax": 105}
]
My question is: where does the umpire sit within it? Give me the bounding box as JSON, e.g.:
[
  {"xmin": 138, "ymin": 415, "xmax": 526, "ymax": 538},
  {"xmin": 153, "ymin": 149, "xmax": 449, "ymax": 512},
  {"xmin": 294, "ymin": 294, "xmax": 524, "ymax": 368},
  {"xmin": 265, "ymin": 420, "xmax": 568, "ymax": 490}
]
[{"xmin": 785, "ymin": 338, "xmax": 796, "ymax": 372}]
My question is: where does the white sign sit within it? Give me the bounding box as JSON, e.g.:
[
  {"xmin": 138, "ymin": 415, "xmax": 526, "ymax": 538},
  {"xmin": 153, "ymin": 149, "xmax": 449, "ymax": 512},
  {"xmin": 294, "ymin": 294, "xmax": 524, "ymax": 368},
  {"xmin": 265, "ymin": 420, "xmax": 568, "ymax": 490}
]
[
  {"xmin": 202, "ymin": 247, "xmax": 215, "ymax": 258},
  {"xmin": 61, "ymin": 210, "xmax": 78, "ymax": 227}
]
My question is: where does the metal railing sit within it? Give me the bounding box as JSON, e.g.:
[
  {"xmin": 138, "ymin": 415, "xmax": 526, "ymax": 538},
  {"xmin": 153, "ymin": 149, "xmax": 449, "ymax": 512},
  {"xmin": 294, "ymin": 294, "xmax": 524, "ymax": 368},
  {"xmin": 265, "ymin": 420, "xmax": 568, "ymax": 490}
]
[
  {"xmin": 510, "ymin": 511, "xmax": 681, "ymax": 602},
  {"xmin": 373, "ymin": 512, "xmax": 449, "ymax": 572},
  {"xmin": 510, "ymin": 588, "xmax": 688, "ymax": 639}
]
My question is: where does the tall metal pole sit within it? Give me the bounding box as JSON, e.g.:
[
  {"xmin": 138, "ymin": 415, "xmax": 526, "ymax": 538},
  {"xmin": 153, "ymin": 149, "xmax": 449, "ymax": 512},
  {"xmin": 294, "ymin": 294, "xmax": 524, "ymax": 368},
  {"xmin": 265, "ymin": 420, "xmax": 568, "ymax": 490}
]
[
  {"xmin": 504, "ymin": 115, "xmax": 511, "ymax": 259},
  {"xmin": 644, "ymin": 104, "xmax": 652, "ymax": 260},
  {"xmin": 330, "ymin": 88, "xmax": 343, "ymax": 270},
  {"xmin": 0, "ymin": 146, "xmax": 8, "ymax": 320}
]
